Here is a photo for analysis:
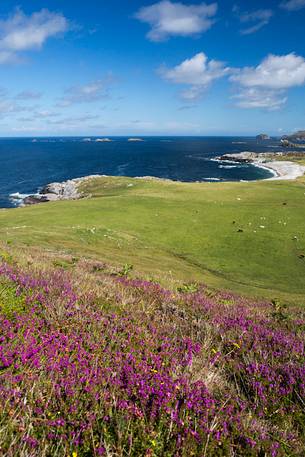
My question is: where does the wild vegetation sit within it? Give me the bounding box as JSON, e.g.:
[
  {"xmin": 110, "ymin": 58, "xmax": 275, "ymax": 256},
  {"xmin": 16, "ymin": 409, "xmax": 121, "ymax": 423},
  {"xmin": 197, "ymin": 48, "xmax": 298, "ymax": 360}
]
[
  {"xmin": 0, "ymin": 247, "xmax": 304, "ymax": 456},
  {"xmin": 0, "ymin": 174, "xmax": 305, "ymax": 455}
]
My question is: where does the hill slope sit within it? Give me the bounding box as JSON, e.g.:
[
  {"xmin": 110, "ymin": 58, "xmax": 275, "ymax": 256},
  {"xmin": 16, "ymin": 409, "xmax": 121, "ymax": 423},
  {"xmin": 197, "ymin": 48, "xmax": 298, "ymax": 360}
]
[
  {"xmin": 1, "ymin": 176, "xmax": 305, "ymax": 302},
  {"xmin": 0, "ymin": 250, "xmax": 304, "ymax": 456}
]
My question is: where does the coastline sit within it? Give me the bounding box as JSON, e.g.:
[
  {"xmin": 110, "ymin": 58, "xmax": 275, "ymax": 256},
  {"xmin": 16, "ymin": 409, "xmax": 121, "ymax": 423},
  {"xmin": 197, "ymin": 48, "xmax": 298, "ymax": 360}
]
[
  {"xmin": 9, "ymin": 152, "xmax": 305, "ymax": 207},
  {"xmin": 10, "ymin": 175, "xmax": 104, "ymax": 206},
  {"xmin": 216, "ymin": 152, "xmax": 305, "ymax": 181},
  {"xmin": 257, "ymin": 160, "xmax": 305, "ymax": 180}
]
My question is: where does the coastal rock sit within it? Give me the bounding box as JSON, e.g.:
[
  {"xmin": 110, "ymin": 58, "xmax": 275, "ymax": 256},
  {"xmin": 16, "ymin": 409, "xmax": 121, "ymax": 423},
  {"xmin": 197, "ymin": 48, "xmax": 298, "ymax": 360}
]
[
  {"xmin": 41, "ymin": 183, "xmax": 66, "ymax": 195},
  {"xmin": 217, "ymin": 152, "xmax": 266, "ymax": 163},
  {"xmin": 282, "ymin": 130, "xmax": 305, "ymax": 142},
  {"xmin": 23, "ymin": 195, "xmax": 50, "ymax": 205},
  {"xmin": 281, "ymin": 138, "xmax": 305, "ymax": 149},
  {"xmin": 256, "ymin": 134, "xmax": 270, "ymax": 141},
  {"xmin": 22, "ymin": 175, "xmax": 103, "ymax": 206},
  {"xmin": 217, "ymin": 151, "xmax": 285, "ymax": 164}
]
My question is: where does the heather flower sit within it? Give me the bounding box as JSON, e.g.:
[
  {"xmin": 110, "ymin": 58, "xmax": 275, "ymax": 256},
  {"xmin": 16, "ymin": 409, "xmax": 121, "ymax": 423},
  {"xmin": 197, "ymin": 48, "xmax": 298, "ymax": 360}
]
[{"xmin": 0, "ymin": 259, "xmax": 304, "ymax": 455}]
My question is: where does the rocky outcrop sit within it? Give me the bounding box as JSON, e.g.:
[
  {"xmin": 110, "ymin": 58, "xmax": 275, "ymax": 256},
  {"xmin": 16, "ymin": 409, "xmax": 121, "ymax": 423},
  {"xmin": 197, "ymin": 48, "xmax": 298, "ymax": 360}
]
[
  {"xmin": 216, "ymin": 152, "xmax": 283, "ymax": 163},
  {"xmin": 282, "ymin": 130, "xmax": 305, "ymax": 142},
  {"xmin": 23, "ymin": 195, "xmax": 50, "ymax": 205},
  {"xmin": 256, "ymin": 134, "xmax": 270, "ymax": 141},
  {"xmin": 281, "ymin": 139, "xmax": 305, "ymax": 149},
  {"xmin": 95, "ymin": 138, "xmax": 113, "ymax": 142},
  {"xmin": 22, "ymin": 175, "xmax": 103, "ymax": 206}
]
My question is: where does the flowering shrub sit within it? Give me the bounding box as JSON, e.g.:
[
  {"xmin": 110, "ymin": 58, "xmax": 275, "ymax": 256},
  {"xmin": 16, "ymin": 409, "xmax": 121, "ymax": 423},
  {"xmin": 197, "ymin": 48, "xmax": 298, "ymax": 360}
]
[{"xmin": 0, "ymin": 260, "xmax": 304, "ymax": 456}]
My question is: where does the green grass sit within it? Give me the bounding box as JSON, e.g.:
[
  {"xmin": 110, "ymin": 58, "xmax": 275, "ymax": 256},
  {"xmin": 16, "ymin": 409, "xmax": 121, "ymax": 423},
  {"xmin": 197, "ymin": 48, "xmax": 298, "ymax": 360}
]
[{"xmin": 1, "ymin": 175, "xmax": 305, "ymax": 303}]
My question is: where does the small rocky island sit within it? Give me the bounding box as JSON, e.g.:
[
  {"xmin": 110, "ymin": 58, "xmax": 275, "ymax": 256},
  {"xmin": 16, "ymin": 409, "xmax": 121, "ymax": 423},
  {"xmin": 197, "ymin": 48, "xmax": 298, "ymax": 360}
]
[{"xmin": 256, "ymin": 134, "xmax": 270, "ymax": 141}]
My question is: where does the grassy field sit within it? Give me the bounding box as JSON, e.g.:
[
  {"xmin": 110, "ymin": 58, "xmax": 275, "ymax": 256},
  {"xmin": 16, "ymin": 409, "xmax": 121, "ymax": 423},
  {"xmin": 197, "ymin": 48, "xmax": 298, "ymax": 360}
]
[{"xmin": 0, "ymin": 175, "xmax": 305, "ymax": 303}]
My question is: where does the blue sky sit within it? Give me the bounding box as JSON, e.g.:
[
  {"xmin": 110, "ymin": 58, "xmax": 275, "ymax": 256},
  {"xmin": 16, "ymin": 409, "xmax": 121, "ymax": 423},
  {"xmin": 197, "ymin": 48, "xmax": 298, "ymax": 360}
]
[{"xmin": 0, "ymin": 0, "xmax": 304, "ymax": 136}]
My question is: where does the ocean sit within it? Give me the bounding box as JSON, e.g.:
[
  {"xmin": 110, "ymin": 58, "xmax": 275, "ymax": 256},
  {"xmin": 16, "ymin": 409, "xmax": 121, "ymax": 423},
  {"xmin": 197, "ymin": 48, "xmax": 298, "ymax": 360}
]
[{"xmin": 0, "ymin": 136, "xmax": 284, "ymax": 208}]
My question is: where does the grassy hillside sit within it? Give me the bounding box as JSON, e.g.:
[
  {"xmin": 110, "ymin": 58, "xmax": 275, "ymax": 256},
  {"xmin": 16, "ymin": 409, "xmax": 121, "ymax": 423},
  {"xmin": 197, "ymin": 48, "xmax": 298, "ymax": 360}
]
[
  {"xmin": 0, "ymin": 175, "xmax": 305, "ymax": 302},
  {"xmin": 0, "ymin": 250, "xmax": 304, "ymax": 456},
  {"xmin": 1, "ymin": 175, "xmax": 305, "ymax": 456}
]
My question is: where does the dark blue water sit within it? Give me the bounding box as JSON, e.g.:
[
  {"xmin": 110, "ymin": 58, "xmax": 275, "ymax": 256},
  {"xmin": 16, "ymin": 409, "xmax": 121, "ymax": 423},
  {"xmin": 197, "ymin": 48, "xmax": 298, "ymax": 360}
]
[{"xmin": 0, "ymin": 136, "xmax": 283, "ymax": 208}]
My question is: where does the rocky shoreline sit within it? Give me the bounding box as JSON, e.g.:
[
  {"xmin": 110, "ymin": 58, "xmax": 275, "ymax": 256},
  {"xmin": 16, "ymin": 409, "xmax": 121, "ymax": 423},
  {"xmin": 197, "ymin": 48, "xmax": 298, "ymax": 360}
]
[
  {"xmin": 14, "ymin": 152, "xmax": 305, "ymax": 207},
  {"xmin": 20, "ymin": 175, "xmax": 103, "ymax": 206},
  {"xmin": 216, "ymin": 151, "xmax": 305, "ymax": 181}
]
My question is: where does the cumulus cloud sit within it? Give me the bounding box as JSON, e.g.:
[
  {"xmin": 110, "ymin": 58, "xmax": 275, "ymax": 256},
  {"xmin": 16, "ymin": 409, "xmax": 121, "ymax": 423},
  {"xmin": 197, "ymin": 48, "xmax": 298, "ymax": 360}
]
[
  {"xmin": 280, "ymin": 0, "xmax": 305, "ymax": 11},
  {"xmin": 0, "ymin": 8, "xmax": 69, "ymax": 64},
  {"xmin": 160, "ymin": 52, "xmax": 230, "ymax": 100},
  {"xmin": 233, "ymin": 6, "xmax": 273, "ymax": 35},
  {"xmin": 230, "ymin": 53, "xmax": 305, "ymax": 110},
  {"xmin": 135, "ymin": 1, "xmax": 217, "ymax": 41},
  {"xmin": 57, "ymin": 80, "xmax": 110, "ymax": 107},
  {"xmin": 231, "ymin": 53, "xmax": 305, "ymax": 89}
]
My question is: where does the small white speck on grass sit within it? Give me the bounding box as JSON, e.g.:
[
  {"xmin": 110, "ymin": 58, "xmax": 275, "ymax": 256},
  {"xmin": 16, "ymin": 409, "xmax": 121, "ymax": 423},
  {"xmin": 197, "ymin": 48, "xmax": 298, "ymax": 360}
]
[
  {"xmin": 11, "ymin": 226, "xmax": 27, "ymax": 230},
  {"xmin": 260, "ymin": 226, "xmax": 265, "ymax": 229},
  {"xmin": 237, "ymin": 198, "xmax": 241, "ymax": 201},
  {"xmin": 127, "ymin": 184, "xmax": 133, "ymax": 187}
]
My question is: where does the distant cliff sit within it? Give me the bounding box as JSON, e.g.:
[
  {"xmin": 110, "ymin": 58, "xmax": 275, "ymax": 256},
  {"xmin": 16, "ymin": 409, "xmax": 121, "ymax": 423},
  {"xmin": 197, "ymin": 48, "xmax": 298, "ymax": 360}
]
[
  {"xmin": 283, "ymin": 130, "xmax": 305, "ymax": 141},
  {"xmin": 281, "ymin": 130, "xmax": 305, "ymax": 149}
]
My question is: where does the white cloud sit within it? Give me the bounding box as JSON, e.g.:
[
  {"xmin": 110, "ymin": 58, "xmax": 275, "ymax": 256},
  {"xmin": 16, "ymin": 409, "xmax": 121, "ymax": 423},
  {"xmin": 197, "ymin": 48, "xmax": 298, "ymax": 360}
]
[
  {"xmin": 58, "ymin": 80, "xmax": 110, "ymax": 107},
  {"xmin": 233, "ymin": 6, "xmax": 273, "ymax": 35},
  {"xmin": 135, "ymin": 1, "xmax": 217, "ymax": 41},
  {"xmin": 280, "ymin": 0, "xmax": 305, "ymax": 11},
  {"xmin": 160, "ymin": 52, "xmax": 230, "ymax": 100},
  {"xmin": 231, "ymin": 53, "xmax": 305, "ymax": 89},
  {"xmin": 0, "ymin": 8, "xmax": 69, "ymax": 64},
  {"xmin": 233, "ymin": 88, "xmax": 287, "ymax": 110},
  {"xmin": 230, "ymin": 53, "xmax": 305, "ymax": 110}
]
